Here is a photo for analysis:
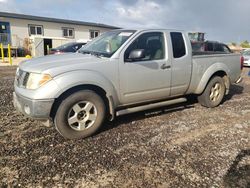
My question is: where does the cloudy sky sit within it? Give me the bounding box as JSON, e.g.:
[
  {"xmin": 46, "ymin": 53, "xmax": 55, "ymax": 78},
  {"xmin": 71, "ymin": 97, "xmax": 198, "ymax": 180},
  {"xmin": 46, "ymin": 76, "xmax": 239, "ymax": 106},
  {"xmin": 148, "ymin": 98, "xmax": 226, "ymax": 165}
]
[{"xmin": 0, "ymin": 0, "xmax": 249, "ymax": 43}]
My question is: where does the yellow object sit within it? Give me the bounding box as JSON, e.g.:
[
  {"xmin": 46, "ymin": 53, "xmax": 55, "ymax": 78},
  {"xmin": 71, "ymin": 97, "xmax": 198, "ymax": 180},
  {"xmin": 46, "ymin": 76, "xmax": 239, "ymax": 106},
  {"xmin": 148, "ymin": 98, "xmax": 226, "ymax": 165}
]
[
  {"xmin": 8, "ymin": 44, "xmax": 12, "ymax": 65},
  {"xmin": 0, "ymin": 43, "xmax": 4, "ymax": 63},
  {"xmin": 25, "ymin": 55, "xmax": 32, "ymax": 59}
]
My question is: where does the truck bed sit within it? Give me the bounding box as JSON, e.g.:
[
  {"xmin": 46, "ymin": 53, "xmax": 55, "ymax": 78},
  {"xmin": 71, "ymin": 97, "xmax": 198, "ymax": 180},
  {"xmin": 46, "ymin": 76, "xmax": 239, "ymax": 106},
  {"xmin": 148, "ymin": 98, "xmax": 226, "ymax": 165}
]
[
  {"xmin": 187, "ymin": 53, "xmax": 241, "ymax": 94},
  {"xmin": 192, "ymin": 51, "xmax": 232, "ymax": 56}
]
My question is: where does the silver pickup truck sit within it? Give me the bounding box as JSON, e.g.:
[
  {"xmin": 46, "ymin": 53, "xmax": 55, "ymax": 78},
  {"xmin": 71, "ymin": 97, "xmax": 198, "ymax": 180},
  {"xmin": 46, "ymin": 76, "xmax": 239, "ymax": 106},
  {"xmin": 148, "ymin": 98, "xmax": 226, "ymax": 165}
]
[{"xmin": 13, "ymin": 29, "xmax": 242, "ymax": 139}]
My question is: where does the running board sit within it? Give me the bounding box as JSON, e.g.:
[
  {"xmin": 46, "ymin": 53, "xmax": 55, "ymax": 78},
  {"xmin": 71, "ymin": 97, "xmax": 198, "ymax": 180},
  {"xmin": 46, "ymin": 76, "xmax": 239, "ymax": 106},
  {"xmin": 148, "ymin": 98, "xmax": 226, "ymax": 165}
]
[{"xmin": 116, "ymin": 97, "xmax": 187, "ymax": 116}]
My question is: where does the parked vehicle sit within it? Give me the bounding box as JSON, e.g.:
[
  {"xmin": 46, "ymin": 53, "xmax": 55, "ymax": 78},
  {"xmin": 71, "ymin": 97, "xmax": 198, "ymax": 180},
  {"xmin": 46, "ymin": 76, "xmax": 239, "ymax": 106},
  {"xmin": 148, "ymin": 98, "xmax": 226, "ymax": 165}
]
[
  {"xmin": 13, "ymin": 29, "xmax": 242, "ymax": 139},
  {"xmin": 49, "ymin": 42, "xmax": 86, "ymax": 55},
  {"xmin": 242, "ymin": 49, "xmax": 250, "ymax": 67},
  {"xmin": 191, "ymin": 41, "xmax": 232, "ymax": 55}
]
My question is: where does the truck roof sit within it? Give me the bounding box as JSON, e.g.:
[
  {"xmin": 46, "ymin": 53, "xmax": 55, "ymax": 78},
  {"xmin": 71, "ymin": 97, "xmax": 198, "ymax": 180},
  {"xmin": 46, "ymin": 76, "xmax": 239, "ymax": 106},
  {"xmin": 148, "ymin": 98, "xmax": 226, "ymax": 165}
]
[{"xmin": 115, "ymin": 28, "xmax": 186, "ymax": 33}]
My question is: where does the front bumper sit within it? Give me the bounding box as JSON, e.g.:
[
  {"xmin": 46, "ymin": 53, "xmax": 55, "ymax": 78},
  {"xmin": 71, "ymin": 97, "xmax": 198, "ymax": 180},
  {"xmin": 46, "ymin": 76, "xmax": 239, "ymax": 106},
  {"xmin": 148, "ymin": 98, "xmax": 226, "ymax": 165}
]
[{"xmin": 13, "ymin": 92, "xmax": 54, "ymax": 119}]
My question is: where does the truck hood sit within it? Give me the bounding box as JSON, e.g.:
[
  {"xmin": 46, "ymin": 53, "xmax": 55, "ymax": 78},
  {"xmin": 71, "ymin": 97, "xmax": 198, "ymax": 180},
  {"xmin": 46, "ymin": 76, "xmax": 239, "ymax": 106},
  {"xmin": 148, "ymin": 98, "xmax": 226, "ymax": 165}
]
[{"xmin": 19, "ymin": 53, "xmax": 109, "ymax": 76}]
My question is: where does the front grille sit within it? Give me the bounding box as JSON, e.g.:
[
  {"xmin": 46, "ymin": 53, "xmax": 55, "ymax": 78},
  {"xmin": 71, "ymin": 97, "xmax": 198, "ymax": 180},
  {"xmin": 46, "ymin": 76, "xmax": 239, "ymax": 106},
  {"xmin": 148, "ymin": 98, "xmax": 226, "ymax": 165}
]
[
  {"xmin": 23, "ymin": 72, "xmax": 30, "ymax": 86},
  {"xmin": 16, "ymin": 69, "xmax": 29, "ymax": 88}
]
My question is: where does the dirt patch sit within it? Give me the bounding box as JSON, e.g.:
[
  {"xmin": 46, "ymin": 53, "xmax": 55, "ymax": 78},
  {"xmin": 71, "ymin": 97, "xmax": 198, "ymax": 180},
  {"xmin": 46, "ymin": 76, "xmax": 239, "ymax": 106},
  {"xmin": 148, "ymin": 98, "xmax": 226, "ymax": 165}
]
[{"xmin": 0, "ymin": 66, "xmax": 249, "ymax": 187}]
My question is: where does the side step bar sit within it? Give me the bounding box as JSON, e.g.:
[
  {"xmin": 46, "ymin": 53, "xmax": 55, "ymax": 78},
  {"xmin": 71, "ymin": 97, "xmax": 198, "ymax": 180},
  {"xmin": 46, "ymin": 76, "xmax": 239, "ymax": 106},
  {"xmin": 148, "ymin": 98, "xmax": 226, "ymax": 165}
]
[{"xmin": 116, "ymin": 97, "xmax": 187, "ymax": 116}]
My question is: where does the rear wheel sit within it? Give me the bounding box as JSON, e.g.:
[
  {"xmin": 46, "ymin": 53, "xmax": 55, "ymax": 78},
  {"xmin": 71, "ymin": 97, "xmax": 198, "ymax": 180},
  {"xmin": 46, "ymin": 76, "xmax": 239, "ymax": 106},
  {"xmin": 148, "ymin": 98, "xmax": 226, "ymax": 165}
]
[
  {"xmin": 198, "ymin": 76, "xmax": 226, "ymax": 108},
  {"xmin": 54, "ymin": 90, "xmax": 106, "ymax": 139}
]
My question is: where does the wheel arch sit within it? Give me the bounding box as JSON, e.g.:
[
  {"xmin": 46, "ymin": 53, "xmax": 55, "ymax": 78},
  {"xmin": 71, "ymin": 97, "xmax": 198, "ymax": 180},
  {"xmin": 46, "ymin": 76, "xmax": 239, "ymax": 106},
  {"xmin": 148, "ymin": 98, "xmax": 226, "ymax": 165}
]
[
  {"xmin": 194, "ymin": 63, "xmax": 230, "ymax": 95},
  {"xmin": 50, "ymin": 84, "xmax": 115, "ymax": 121}
]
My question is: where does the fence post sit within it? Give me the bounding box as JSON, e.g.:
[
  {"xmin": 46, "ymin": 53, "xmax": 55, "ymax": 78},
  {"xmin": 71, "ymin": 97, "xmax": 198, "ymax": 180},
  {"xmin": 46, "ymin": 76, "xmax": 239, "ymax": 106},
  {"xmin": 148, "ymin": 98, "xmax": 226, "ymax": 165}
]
[
  {"xmin": 0, "ymin": 43, "xmax": 4, "ymax": 63},
  {"xmin": 8, "ymin": 44, "xmax": 12, "ymax": 65}
]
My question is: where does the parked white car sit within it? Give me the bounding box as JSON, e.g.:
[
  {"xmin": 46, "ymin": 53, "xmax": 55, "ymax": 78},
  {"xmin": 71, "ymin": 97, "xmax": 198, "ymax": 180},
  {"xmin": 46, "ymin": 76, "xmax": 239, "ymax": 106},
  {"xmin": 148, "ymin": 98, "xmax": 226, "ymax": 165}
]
[{"xmin": 243, "ymin": 49, "xmax": 250, "ymax": 66}]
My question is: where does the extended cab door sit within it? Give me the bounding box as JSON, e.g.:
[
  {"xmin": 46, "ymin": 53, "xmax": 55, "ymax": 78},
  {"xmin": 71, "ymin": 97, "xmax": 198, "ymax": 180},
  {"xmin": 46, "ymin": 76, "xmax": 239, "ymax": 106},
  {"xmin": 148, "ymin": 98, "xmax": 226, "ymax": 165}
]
[
  {"xmin": 118, "ymin": 31, "xmax": 172, "ymax": 104},
  {"xmin": 169, "ymin": 32, "xmax": 192, "ymax": 96}
]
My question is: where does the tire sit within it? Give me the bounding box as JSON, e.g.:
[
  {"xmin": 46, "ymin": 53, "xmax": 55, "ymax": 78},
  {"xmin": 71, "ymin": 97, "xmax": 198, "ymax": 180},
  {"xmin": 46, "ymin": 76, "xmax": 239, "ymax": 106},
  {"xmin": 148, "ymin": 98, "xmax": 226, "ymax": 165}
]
[
  {"xmin": 54, "ymin": 90, "xmax": 106, "ymax": 139},
  {"xmin": 198, "ymin": 76, "xmax": 226, "ymax": 108}
]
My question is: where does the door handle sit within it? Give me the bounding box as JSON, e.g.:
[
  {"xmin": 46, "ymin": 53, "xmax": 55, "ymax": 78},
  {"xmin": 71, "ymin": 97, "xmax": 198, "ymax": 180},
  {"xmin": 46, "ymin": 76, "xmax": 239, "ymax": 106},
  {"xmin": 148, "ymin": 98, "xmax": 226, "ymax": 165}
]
[{"xmin": 161, "ymin": 64, "xmax": 171, "ymax": 70}]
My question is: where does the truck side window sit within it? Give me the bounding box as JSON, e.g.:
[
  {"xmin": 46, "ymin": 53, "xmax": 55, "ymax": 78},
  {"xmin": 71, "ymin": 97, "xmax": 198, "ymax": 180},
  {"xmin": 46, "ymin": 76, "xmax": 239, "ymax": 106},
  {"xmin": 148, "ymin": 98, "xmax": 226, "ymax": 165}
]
[
  {"xmin": 170, "ymin": 32, "xmax": 186, "ymax": 58},
  {"xmin": 125, "ymin": 32, "xmax": 165, "ymax": 61}
]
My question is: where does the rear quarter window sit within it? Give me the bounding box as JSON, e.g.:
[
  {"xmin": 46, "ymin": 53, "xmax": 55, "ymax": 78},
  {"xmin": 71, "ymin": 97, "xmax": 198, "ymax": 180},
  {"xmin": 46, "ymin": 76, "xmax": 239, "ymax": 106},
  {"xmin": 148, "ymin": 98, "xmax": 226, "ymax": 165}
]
[{"xmin": 170, "ymin": 32, "xmax": 186, "ymax": 58}]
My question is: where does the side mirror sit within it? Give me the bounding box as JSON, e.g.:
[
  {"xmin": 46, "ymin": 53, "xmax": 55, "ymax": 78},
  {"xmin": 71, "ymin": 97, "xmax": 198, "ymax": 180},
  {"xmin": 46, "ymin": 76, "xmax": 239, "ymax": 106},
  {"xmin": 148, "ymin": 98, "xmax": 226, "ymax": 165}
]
[{"xmin": 128, "ymin": 49, "xmax": 145, "ymax": 61}]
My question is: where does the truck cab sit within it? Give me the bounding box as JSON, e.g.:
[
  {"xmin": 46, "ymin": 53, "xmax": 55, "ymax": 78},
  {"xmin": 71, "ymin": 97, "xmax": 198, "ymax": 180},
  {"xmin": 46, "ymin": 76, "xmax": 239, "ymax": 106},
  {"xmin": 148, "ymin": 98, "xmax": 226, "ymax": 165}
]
[{"xmin": 116, "ymin": 30, "xmax": 192, "ymax": 104}]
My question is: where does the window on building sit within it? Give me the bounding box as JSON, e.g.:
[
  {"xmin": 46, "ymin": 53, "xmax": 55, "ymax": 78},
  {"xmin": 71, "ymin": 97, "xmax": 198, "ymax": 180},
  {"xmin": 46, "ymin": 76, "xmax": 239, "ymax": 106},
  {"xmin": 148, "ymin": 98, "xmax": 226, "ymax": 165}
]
[
  {"xmin": 90, "ymin": 30, "xmax": 100, "ymax": 39},
  {"xmin": 1, "ymin": 24, "xmax": 6, "ymax": 31},
  {"xmin": 170, "ymin": 32, "xmax": 186, "ymax": 58},
  {"xmin": 62, "ymin": 27, "xmax": 74, "ymax": 38},
  {"xmin": 29, "ymin": 25, "xmax": 43, "ymax": 36}
]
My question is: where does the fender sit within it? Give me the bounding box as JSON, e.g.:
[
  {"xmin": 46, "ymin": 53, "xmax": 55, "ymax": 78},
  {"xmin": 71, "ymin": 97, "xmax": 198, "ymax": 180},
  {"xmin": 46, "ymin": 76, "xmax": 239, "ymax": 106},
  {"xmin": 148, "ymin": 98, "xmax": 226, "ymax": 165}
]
[
  {"xmin": 194, "ymin": 62, "xmax": 230, "ymax": 94},
  {"xmin": 53, "ymin": 70, "xmax": 120, "ymax": 108}
]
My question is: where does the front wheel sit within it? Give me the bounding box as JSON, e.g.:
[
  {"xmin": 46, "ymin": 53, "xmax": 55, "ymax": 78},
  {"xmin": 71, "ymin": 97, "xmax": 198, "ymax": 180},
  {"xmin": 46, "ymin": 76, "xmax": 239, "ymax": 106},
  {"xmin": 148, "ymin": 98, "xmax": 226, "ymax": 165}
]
[
  {"xmin": 198, "ymin": 76, "xmax": 226, "ymax": 108},
  {"xmin": 54, "ymin": 90, "xmax": 106, "ymax": 139}
]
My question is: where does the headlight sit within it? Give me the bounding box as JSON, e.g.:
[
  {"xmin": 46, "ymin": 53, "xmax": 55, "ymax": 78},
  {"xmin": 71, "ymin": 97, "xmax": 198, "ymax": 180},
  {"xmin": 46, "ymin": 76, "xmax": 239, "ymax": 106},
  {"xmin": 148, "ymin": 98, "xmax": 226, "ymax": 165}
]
[{"xmin": 26, "ymin": 73, "xmax": 52, "ymax": 90}]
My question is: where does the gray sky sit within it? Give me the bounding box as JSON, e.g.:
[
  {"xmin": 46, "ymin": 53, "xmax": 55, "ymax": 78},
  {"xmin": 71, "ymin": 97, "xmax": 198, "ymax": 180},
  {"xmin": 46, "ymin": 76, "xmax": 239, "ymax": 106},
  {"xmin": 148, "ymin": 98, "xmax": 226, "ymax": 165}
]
[{"xmin": 0, "ymin": 0, "xmax": 249, "ymax": 43}]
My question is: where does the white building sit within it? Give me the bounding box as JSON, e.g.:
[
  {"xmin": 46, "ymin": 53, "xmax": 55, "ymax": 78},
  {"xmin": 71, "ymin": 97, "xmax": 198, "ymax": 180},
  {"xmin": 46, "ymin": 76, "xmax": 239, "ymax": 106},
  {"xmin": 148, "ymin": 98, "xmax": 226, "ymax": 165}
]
[{"xmin": 0, "ymin": 12, "xmax": 119, "ymax": 56}]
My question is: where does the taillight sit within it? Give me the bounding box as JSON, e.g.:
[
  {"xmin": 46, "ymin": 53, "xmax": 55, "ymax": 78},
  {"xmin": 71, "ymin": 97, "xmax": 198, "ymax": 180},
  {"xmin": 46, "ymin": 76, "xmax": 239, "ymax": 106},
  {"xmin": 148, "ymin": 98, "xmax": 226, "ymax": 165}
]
[
  {"xmin": 55, "ymin": 51, "xmax": 63, "ymax": 55},
  {"xmin": 240, "ymin": 56, "xmax": 244, "ymax": 70}
]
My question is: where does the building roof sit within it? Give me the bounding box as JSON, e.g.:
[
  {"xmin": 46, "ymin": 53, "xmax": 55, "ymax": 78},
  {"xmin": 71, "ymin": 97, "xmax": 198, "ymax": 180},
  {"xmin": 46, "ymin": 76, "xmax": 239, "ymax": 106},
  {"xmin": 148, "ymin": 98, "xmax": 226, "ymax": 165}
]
[{"xmin": 0, "ymin": 11, "xmax": 120, "ymax": 29}]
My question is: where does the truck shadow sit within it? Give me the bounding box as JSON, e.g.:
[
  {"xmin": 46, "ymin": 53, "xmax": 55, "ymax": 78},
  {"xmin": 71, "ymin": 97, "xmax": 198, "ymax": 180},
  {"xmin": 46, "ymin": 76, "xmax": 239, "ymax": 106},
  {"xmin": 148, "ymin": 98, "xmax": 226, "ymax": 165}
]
[
  {"xmin": 100, "ymin": 98, "xmax": 197, "ymax": 133},
  {"xmin": 100, "ymin": 85, "xmax": 244, "ymax": 134},
  {"xmin": 223, "ymin": 84, "xmax": 244, "ymax": 102},
  {"xmin": 223, "ymin": 149, "xmax": 250, "ymax": 188}
]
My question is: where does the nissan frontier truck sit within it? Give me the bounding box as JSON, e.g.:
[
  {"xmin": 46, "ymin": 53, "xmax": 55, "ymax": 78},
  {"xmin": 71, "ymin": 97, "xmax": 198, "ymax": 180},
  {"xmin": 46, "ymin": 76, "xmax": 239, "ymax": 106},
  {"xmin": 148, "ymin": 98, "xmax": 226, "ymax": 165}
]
[{"xmin": 13, "ymin": 29, "xmax": 242, "ymax": 139}]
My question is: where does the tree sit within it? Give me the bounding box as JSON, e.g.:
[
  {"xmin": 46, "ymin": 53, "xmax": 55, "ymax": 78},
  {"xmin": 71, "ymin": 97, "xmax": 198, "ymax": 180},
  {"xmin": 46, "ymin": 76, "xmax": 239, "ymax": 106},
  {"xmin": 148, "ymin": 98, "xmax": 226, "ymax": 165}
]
[
  {"xmin": 240, "ymin": 40, "xmax": 250, "ymax": 48},
  {"xmin": 231, "ymin": 42, "xmax": 237, "ymax": 46}
]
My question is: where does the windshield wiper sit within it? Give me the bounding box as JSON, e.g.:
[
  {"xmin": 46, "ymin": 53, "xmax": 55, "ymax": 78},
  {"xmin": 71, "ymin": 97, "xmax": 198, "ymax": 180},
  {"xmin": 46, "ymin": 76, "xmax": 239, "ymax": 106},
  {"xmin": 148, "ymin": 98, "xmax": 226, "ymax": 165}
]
[
  {"xmin": 81, "ymin": 50, "xmax": 103, "ymax": 58},
  {"xmin": 80, "ymin": 50, "xmax": 91, "ymax": 55},
  {"xmin": 92, "ymin": 52, "xmax": 104, "ymax": 58}
]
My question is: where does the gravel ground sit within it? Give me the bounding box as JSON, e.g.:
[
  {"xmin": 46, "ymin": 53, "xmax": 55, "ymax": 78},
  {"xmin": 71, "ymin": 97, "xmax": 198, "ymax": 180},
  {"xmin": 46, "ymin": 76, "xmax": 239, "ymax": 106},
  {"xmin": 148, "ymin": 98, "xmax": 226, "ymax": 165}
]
[{"xmin": 0, "ymin": 66, "xmax": 249, "ymax": 187}]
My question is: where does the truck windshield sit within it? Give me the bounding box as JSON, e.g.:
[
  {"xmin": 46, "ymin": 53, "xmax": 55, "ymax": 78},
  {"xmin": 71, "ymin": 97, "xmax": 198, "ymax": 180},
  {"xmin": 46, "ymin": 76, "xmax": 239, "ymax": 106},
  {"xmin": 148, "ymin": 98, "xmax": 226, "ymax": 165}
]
[{"xmin": 79, "ymin": 30, "xmax": 136, "ymax": 58}]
